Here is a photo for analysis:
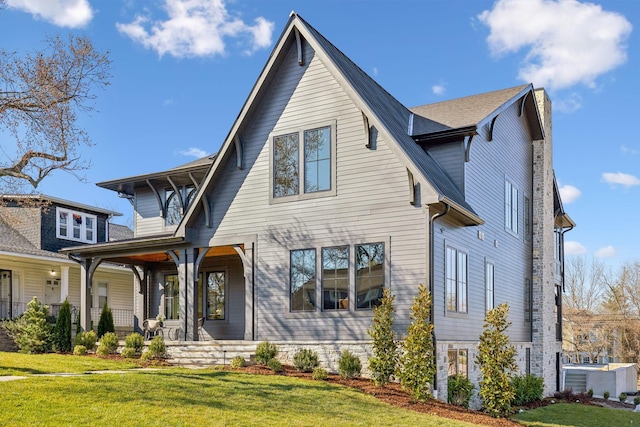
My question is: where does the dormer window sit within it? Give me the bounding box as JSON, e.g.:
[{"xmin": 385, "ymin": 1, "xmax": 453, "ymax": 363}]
[
  {"xmin": 56, "ymin": 207, "xmax": 97, "ymax": 244},
  {"xmin": 271, "ymin": 120, "xmax": 337, "ymax": 203}
]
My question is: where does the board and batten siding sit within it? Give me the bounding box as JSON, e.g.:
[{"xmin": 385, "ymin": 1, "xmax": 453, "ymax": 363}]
[
  {"xmin": 433, "ymin": 100, "xmax": 533, "ymax": 344},
  {"xmin": 189, "ymin": 40, "xmax": 429, "ymax": 341}
]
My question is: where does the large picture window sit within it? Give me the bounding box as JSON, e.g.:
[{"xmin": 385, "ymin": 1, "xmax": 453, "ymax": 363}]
[
  {"xmin": 322, "ymin": 246, "xmax": 349, "ymax": 310},
  {"xmin": 356, "ymin": 243, "xmax": 384, "ymax": 309},
  {"xmin": 56, "ymin": 207, "xmax": 97, "ymax": 244},
  {"xmin": 446, "ymin": 246, "xmax": 468, "ymax": 313},
  {"xmin": 290, "ymin": 249, "xmax": 316, "ymax": 312},
  {"xmin": 272, "ymin": 122, "xmax": 335, "ymax": 201}
]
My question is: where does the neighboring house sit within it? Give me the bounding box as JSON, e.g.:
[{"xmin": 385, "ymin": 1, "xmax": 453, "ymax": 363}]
[
  {"xmin": 563, "ymin": 309, "xmax": 622, "ymax": 364},
  {"xmin": 0, "ymin": 194, "xmax": 134, "ymax": 333},
  {"xmin": 61, "ymin": 13, "xmax": 573, "ymax": 398}
]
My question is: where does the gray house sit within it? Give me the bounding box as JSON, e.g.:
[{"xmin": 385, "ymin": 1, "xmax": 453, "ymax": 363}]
[{"xmin": 62, "ymin": 13, "xmax": 573, "ymax": 398}]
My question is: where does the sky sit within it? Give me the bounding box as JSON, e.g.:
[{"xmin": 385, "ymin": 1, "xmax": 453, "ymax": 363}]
[{"xmin": 0, "ymin": 0, "xmax": 637, "ymax": 271}]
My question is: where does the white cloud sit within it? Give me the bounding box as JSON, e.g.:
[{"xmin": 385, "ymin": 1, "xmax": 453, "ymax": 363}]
[
  {"xmin": 559, "ymin": 184, "xmax": 581, "ymax": 204},
  {"xmin": 6, "ymin": 0, "xmax": 93, "ymax": 28},
  {"xmin": 180, "ymin": 147, "xmax": 207, "ymax": 158},
  {"xmin": 116, "ymin": 0, "xmax": 274, "ymax": 58},
  {"xmin": 602, "ymin": 172, "xmax": 640, "ymax": 188},
  {"xmin": 432, "ymin": 83, "xmax": 446, "ymax": 96},
  {"xmin": 478, "ymin": 0, "xmax": 632, "ymax": 91},
  {"xmin": 565, "ymin": 241, "xmax": 587, "ymax": 255},
  {"xmin": 595, "ymin": 245, "xmax": 616, "ymax": 258},
  {"xmin": 554, "ymin": 93, "xmax": 582, "ymax": 113}
]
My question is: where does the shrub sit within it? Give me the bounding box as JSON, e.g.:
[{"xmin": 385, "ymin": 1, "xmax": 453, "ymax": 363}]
[
  {"xmin": 96, "ymin": 344, "xmax": 110, "ymax": 356},
  {"xmin": 140, "ymin": 350, "xmax": 153, "ymax": 361},
  {"xmin": 634, "ymin": 396, "xmax": 640, "ymax": 405},
  {"xmin": 255, "ymin": 340, "xmax": 277, "ymax": 365},
  {"xmin": 267, "ymin": 358, "xmax": 282, "ymax": 372},
  {"xmin": 2, "ymin": 297, "xmax": 53, "ymax": 354},
  {"xmin": 73, "ymin": 345, "xmax": 87, "ymax": 355},
  {"xmin": 338, "ymin": 350, "xmax": 361, "ymax": 379},
  {"xmin": 52, "ymin": 299, "xmax": 72, "ymax": 353},
  {"xmin": 603, "ymin": 390, "xmax": 610, "ymax": 400},
  {"xmin": 124, "ymin": 332, "xmax": 144, "ymax": 353},
  {"xmin": 312, "ymin": 367, "xmax": 328, "ymax": 381},
  {"xmin": 100, "ymin": 332, "xmax": 119, "ymax": 354},
  {"xmin": 619, "ymin": 392, "xmax": 627, "ymax": 403},
  {"xmin": 475, "ymin": 303, "xmax": 517, "ymax": 418},
  {"xmin": 147, "ymin": 335, "xmax": 166, "ymax": 358},
  {"xmin": 230, "ymin": 356, "xmax": 246, "ymax": 368},
  {"xmin": 293, "ymin": 348, "xmax": 319, "ymax": 373},
  {"xmin": 397, "ymin": 284, "xmax": 435, "ymax": 401},
  {"xmin": 74, "ymin": 330, "xmax": 97, "ymax": 351},
  {"xmin": 121, "ymin": 347, "xmax": 137, "ymax": 359},
  {"xmin": 448, "ymin": 374, "xmax": 475, "ymax": 408},
  {"xmin": 587, "ymin": 387, "xmax": 594, "ymax": 398},
  {"xmin": 97, "ymin": 302, "xmax": 115, "ymax": 339},
  {"xmin": 367, "ymin": 288, "xmax": 398, "ymax": 386},
  {"xmin": 511, "ymin": 374, "xmax": 544, "ymax": 406}
]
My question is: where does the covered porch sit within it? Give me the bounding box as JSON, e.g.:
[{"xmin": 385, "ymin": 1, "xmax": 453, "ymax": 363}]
[{"xmin": 60, "ymin": 235, "xmax": 256, "ymax": 342}]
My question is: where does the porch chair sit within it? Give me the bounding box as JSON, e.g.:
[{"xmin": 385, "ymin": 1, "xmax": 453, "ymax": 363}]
[{"xmin": 143, "ymin": 319, "xmax": 163, "ymax": 340}]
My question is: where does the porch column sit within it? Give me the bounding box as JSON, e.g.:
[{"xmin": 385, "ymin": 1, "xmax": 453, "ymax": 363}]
[
  {"xmin": 178, "ymin": 249, "xmax": 198, "ymax": 341},
  {"xmin": 234, "ymin": 242, "xmax": 255, "ymax": 341},
  {"xmin": 60, "ymin": 266, "xmax": 69, "ymax": 303},
  {"xmin": 131, "ymin": 265, "xmax": 145, "ymax": 333},
  {"xmin": 79, "ymin": 259, "xmax": 91, "ymax": 332}
]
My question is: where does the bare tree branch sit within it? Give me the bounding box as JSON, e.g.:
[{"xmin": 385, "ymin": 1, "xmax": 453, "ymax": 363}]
[{"xmin": 0, "ymin": 33, "xmax": 111, "ymax": 190}]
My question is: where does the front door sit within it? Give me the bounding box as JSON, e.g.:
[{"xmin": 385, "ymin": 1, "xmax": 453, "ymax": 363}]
[
  {"xmin": 44, "ymin": 278, "xmax": 61, "ymax": 307},
  {"xmin": 0, "ymin": 270, "xmax": 11, "ymax": 318}
]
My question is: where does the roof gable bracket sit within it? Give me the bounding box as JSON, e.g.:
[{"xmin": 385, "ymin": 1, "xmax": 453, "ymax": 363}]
[
  {"xmin": 362, "ymin": 112, "xmax": 374, "ymax": 149},
  {"xmin": 187, "ymin": 172, "xmax": 211, "ymax": 228},
  {"xmin": 519, "ymin": 91, "xmax": 529, "ymax": 117},
  {"xmin": 167, "ymin": 176, "xmax": 184, "ymax": 211},
  {"xmin": 488, "ymin": 115, "xmax": 499, "ymax": 142},
  {"xmin": 464, "ymin": 135, "xmax": 474, "ymax": 162},
  {"xmin": 146, "ymin": 179, "xmax": 165, "ymax": 218},
  {"xmin": 294, "ymin": 27, "xmax": 304, "ymax": 66},
  {"xmin": 407, "ymin": 169, "xmax": 420, "ymax": 206},
  {"xmin": 234, "ymin": 134, "xmax": 243, "ymax": 169}
]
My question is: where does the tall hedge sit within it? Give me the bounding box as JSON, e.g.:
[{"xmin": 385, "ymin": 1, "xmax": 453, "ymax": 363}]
[
  {"xmin": 53, "ymin": 299, "xmax": 72, "ymax": 352},
  {"xmin": 97, "ymin": 301, "xmax": 115, "ymax": 338}
]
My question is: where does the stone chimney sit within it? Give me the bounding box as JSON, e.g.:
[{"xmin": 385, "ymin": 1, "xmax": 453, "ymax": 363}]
[{"xmin": 531, "ymin": 88, "xmax": 561, "ymax": 395}]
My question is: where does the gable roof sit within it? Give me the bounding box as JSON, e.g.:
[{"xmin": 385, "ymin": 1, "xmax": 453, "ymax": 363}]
[
  {"xmin": 179, "ymin": 12, "xmax": 498, "ymax": 233},
  {"xmin": 409, "ymin": 84, "xmax": 543, "ymax": 139},
  {"xmin": 0, "ymin": 194, "xmax": 122, "ymax": 217},
  {"xmin": 0, "ymin": 214, "xmax": 69, "ymax": 260}
]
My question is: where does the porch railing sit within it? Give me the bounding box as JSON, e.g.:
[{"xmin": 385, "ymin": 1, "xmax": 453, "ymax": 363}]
[
  {"xmin": 90, "ymin": 307, "xmax": 134, "ymax": 327},
  {"xmin": 1, "ymin": 301, "xmax": 134, "ymax": 329}
]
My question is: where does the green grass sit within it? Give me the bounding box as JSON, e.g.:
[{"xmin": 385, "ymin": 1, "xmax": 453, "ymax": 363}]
[
  {"xmin": 514, "ymin": 402, "xmax": 639, "ymax": 426},
  {"xmin": 0, "ymin": 352, "xmax": 140, "ymax": 376},
  {"xmin": 0, "ymin": 353, "xmax": 476, "ymax": 427}
]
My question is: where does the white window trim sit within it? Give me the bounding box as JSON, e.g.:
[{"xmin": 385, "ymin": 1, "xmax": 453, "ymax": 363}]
[
  {"xmin": 56, "ymin": 207, "xmax": 97, "ymax": 244},
  {"xmin": 445, "ymin": 242, "xmax": 468, "ymax": 315},
  {"xmin": 269, "ymin": 120, "xmax": 337, "ymax": 204}
]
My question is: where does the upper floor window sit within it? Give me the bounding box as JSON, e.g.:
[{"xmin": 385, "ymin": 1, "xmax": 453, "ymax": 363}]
[
  {"xmin": 485, "ymin": 261, "xmax": 494, "ymax": 312},
  {"xmin": 165, "ymin": 186, "xmax": 195, "ymax": 226},
  {"xmin": 505, "ymin": 180, "xmax": 518, "ymax": 234},
  {"xmin": 446, "ymin": 245, "xmax": 468, "ymax": 313},
  {"xmin": 271, "ymin": 121, "xmax": 336, "ymax": 202},
  {"xmin": 56, "ymin": 207, "xmax": 97, "ymax": 244}
]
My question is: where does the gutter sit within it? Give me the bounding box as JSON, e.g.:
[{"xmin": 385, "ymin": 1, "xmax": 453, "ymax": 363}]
[{"xmin": 429, "ymin": 202, "xmax": 450, "ymax": 399}]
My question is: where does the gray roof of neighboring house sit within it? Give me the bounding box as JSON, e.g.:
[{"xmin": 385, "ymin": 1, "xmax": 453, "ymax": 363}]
[
  {"xmin": 0, "ymin": 194, "xmax": 122, "ymax": 217},
  {"xmin": 109, "ymin": 223, "xmax": 134, "ymax": 241},
  {"xmin": 0, "ymin": 216, "xmax": 68, "ymax": 260}
]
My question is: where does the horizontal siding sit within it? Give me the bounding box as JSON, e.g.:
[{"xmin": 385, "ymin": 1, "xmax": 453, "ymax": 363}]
[
  {"xmin": 190, "ymin": 41, "xmax": 428, "ymax": 341},
  {"xmin": 433, "ymin": 101, "xmax": 533, "ymax": 343},
  {"xmin": 134, "ymin": 187, "xmax": 166, "ymax": 237}
]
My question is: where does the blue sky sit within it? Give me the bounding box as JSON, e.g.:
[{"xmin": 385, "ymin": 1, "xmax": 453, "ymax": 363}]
[{"xmin": 0, "ymin": 0, "xmax": 637, "ymax": 270}]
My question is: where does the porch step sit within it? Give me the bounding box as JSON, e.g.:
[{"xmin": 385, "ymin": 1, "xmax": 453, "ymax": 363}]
[{"xmin": 165, "ymin": 341, "xmax": 257, "ymax": 367}]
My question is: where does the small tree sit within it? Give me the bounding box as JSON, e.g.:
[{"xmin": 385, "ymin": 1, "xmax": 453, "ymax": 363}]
[
  {"xmin": 396, "ymin": 284, "xmax": 435, "ymax": 401},
  {"xmin": 97, "ymin": 301, "xmax": 115, "ymax": 338},
  {"xmin": 367, "ymin": 288, "xmax": 398, "ymax": 386},
  {"xmin": 52, "ymin": 299, "xmax": 72, "ymax": 352},
  {"xmin": 475, "ymin": 303, "xmax": 517, "ymax": 418},
  {"xmin": 2, "ymin": 296, "xmax": 52, "ymax": 353}
]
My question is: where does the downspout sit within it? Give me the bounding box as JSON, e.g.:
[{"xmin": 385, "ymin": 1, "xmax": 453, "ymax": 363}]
[{"xmin": 429, "ymin": 202, "xmax": 450, "ymax": 399}]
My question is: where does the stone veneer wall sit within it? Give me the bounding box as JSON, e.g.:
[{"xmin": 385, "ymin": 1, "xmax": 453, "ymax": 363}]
[
  {"xmin": 273, "ymin": 341, "xmax": 374, "ymax": 376},
  {"xmin": 531, "ymin": 89, "xmax": 562, "ymax": 396}
]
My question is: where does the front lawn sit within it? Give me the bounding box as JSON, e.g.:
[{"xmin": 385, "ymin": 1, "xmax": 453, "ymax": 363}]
[
  {"xmin": 0, "ymin": 353, "xmax": 476, "ymax": 427},
  {"xmin": 514, "ymin": 402, "xmax": 639, "ymax": 426}
]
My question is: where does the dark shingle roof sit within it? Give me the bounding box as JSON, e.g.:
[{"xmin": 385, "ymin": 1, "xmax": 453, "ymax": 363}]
[
  {"xmin": 0, "ymin": 216, "xmax": 68, "ymax": 259},
  {"xmin": 109, "ymin": 223, "xmax": 134, "ymax": 241}
]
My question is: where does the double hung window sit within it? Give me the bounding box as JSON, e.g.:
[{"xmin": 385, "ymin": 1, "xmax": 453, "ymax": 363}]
[
  {"xmin": 446, "ymin": 246, "xmax": 468, "ymax": 313},
  {"xmin": 485, "ymin": 261, "xmax": 495, "ymax": 312},
  {"xmin": 505, "ymin": 180, "xmax": 518, "ymax": 234}
]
